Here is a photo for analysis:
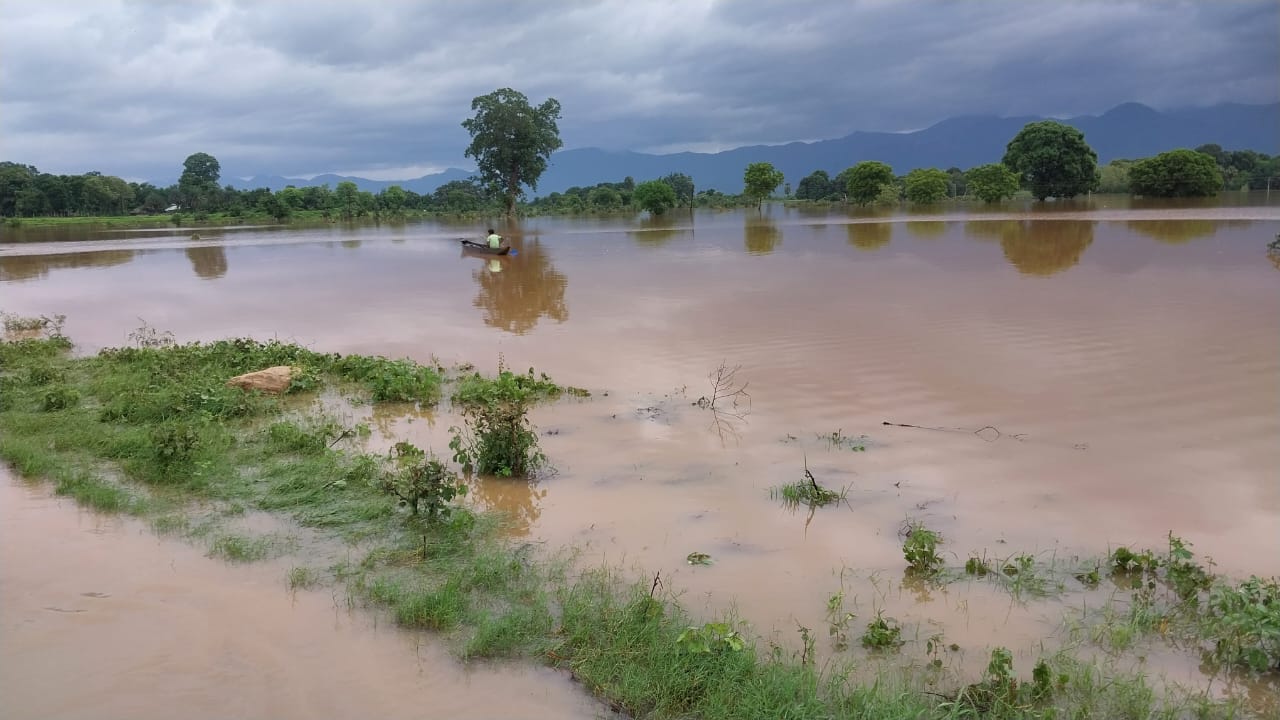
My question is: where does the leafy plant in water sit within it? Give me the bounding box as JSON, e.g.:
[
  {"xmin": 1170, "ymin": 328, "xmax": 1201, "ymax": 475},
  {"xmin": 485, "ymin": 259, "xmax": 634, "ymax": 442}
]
[
  {"xmin": 861, "ymin": 611, "xmax": 903, "ymax": 649},
  {"xmin": 128, "ymin": 319, "xmax": 176, "ymax": 349},
  {"xmin": 826, "ymin": 590, "xmax": 856, "ymax": 651},
  {"xmin": 902, "ymin": 522, "xmax": 943, "ymax": 573},
  {"xmin": 1203, "ymin": 575, "xmax": 1280, "ymax": 672},
  {"xmin": 377, "ymin": 442, "xmax": 466, "ymax": 521},
  {"xmin": 686, "ymin": 551, "xmax": 712, "ymax": 566},
  {"xmin": 448, "ymin": 369, "xmax": 545, "ymax": 478},
  {"xmin": 675, "ymin": 621, "xmax": 746, "ymax": 655},
  {"xmin": 1165, "ymin": 533, "xmax": 1212, "ymax": 601}
]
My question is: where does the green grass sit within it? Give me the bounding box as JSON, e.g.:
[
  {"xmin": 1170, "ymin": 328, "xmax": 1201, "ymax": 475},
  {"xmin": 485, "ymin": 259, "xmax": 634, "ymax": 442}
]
[
  {"xmin": 209, "ymin": 533, "xmax": 273, "ymax": 562},
  {"xmin": 770, "ymin": 477, "xmax": 845, "ymax": 507}
]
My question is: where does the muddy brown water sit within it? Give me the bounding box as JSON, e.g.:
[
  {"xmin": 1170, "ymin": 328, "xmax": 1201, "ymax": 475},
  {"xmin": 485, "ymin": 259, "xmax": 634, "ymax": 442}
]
[{"xmin": 3, "ymin": 197, "xmax": 1279, "ymax": 714}]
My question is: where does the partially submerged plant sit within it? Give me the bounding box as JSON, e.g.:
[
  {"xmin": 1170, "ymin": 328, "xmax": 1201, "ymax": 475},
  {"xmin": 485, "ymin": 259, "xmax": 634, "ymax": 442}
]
[
  {"xmin": 902, "ymin": 521, "xmax": 944, "ymax": 574},
  {"xmin": 449, "ymin": 361, "xmax": 547, "ymax": 478},
  {"xmin": 825, "ymin": 589, "xmax": 856, "ymax": 651},
  {"xmin": 861, "ymin": 611, "xmax": 903, "ymax": 649},
  {"xmin": 675, "ymin": 621, "xmax": 745, "ymax": 654},
  {"xmin": 772, "ymin": 459, "xmax": 845, "ymax": 508},
  {"xmin": 377, "ymin": 442, "xmax": 466, "ymax": 520}
]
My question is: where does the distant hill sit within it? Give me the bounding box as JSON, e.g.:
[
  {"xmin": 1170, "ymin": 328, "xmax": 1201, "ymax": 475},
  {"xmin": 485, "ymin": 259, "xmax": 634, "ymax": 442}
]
[
  {"xmin": 211, "ymin": 102, "xmax": 1278, "ymax": 195},
  {"xmin": 223, "ymin": 168, "xmax": 476, "ymax": 194}
]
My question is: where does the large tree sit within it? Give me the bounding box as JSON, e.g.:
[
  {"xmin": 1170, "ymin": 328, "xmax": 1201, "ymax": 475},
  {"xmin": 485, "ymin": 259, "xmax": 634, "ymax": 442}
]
[
  {"xmin": 742, "ymin": 162, "xmax": 784, "ymax": 208},
  {"xmin": 966, "ymin": 163, "xmax": 1021, "ymax": 203},
  {"xmin": 1002, "ymin": 121, "xmax": 1098, "ymax": 201},
  {"xmin": 844, "ymin": 161, "xmax": 894, "ymax": 205},
  {"xmin": 462, "ymin": 88, "xmax": 563, "ymax": 216},
  {"xmin": 179, "ymin": 152, "xmax": 221, "ymax": 210},
  {"xmin": 904, "ymin": 168, "xmax": 949, "ymax": 204},
  {"xmin": 1128, "ymin": 149, "xmax": 1223, "ymax": 198}
]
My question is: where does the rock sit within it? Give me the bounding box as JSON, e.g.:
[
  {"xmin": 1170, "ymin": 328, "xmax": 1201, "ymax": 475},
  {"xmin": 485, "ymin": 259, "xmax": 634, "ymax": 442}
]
[{"xmin": 226, "ymin": 366, "xmax": 295, "ymax": 394}]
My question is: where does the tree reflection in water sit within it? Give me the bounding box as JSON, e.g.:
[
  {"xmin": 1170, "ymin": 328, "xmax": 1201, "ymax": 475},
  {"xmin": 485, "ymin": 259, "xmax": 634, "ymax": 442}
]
[
  {"xmin": 185, "ymin": 245, "xmax": 227, "ymax": 280},
  {"xmin": 1124, "ymin": 219, "xmax": 1251, "ymax": 245},
  {"xmin": 846, "ymin": 221, "xmax": 892, "ymax": 250},
  {"xmin": 965, "ymin": 220, "xmax": 1094, "ymax": 277},
  {"xmin": 744, "ymin": 217, "xmax": 781, "ymax": 254},
  {"xmin": 471, "ymin": 238, "xmax": 568, "ymax": 334},
  {"xmin": 0, "ymin": 250, "xmax": 137, "ymax": 282}
]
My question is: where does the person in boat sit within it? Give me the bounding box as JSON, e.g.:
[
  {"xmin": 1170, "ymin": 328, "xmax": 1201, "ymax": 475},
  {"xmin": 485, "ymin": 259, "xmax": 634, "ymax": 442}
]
[{"xmin": 486, "ymin": 228, "xmax": 503, "ymax": 249}]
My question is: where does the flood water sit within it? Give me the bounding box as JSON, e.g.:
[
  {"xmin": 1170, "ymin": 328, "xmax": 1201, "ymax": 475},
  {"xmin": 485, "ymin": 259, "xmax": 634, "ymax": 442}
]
[{"xmin": 3, "ymin": 197, "xmax": 1279, "ymax": 715}]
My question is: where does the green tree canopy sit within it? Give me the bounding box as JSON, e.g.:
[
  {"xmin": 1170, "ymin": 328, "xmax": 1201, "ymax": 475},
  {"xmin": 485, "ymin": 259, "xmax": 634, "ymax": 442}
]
[
  {"xmin": 1128, "ymin": 149, "xmax": 1223, "ymax": 198},
  {"xmin": 795, "ymin": 170, "xmax": 835, "ymax": 200},
  {"xmin": 904, "ymin": 168, "xmax": 949, "ymax": 204},
  {"xmin": 1002, "ymin": 121, "xmax": 1099, "ymax": 201},
  {"xmin": 462, "ymin": 88, "xmax": 563, "ymax": 216},
  {"xmin": 1097, "ymin": 160, "xmax": 1134, "ymax": 194},
  {"xmin": 844, "ymin": 161, "xmax": 895, "ymax": 205},
  {"xmin": 966, "ymin": 164, "xmax": 1021, "ymax": 203},
  {"xmin": 179, "ymin": 152, "xmax": 221, "ymax": 209},
  {"xmin": 659, "ymin": 173, "xmax": 695, "ymax": 207},
  {"xmin": 742, "ymin": 162, "xmax": 784, "ymax": 207},
  {"xmin": 633, "ymin": 180, "xmax": 677, "ymax": 215}
]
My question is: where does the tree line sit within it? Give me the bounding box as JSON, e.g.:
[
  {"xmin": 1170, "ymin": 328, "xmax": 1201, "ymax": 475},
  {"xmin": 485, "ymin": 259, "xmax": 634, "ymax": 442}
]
[{"xmin": 3, "ymin": 87, "xmax": 1277, "ymax": 221}]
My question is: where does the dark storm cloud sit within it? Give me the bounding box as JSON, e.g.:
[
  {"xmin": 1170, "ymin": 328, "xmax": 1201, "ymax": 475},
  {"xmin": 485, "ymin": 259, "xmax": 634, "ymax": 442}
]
[{"xmin": 1, "ymin": 0, "xmax": 1275, "ymax": 181}]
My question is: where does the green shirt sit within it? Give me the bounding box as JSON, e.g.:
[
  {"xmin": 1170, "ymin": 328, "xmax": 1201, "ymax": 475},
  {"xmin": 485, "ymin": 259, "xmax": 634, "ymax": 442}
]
[{"xmin": 487, "ymin": 233, "xmax": 502, "ymax": 248}]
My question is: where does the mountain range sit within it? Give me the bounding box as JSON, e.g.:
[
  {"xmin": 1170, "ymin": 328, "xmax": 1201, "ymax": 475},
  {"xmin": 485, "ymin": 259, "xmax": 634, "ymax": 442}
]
[{"xmin": 222, "ymin": 102, "xmax": 1279, "ymax": 196}]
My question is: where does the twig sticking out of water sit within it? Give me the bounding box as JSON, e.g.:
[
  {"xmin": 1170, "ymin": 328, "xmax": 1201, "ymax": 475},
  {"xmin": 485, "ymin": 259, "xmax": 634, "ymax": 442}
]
[{"xmin": 882, "ymin": 421, "xmax": 1026, "ymax": 443}]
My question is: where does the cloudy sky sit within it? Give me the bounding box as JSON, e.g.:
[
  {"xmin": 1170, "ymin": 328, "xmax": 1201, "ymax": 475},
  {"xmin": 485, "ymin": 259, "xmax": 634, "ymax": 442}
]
[{"xmin": 2, "ymin": 0, "xmax": 1276, "ymax": 182}]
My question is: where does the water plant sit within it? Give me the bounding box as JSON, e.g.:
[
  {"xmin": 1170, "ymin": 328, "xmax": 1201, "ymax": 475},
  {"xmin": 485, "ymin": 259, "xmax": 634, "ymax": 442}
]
[
  {"xmin": 861, "ymin": 611, "xmax": 904, "ymax": 649},
  {"xmin": 377, "ymin": 442, "xmax": 466, "ymax": 520},
  {"xmin": 902, "ymin": 521, "xmax": 944, "ymax": 573}
]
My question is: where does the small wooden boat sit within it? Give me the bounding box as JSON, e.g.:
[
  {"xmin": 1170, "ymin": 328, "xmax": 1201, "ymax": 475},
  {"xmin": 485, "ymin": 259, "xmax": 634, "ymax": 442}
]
[{"xmin": 459, "ymin": 239, "xmax": 511, "ymax": 255}]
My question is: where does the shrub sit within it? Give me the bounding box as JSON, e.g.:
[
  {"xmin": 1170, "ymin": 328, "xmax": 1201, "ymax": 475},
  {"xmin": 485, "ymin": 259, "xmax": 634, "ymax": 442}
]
[{"xmin": 377, "ymin": 442, "xmax": 466, "ymax": 520}]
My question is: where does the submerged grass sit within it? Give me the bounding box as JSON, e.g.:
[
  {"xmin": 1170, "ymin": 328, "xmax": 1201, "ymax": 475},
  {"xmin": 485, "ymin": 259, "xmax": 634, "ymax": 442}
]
[{"xmin": 1, "ymin": 317, "xmax": 1274, "ymax": 719}]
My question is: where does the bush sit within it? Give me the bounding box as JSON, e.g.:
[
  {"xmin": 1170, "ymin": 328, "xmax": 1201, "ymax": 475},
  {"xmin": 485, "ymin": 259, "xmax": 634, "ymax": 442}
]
[
  {"xmin": 449, "ymin": 366, "xmax": 565, "ymax": 477},
  {"xmin": 377, "ymin": 442, "xmax": 466, "ymax": 520},
  {"xmin": 1129, "ymin": 149, "xmax": 1223, "ymax": 198}
]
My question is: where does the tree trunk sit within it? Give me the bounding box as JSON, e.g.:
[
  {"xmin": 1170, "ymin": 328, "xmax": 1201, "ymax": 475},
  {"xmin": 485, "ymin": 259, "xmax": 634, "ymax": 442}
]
[{"xmin": 506, "ymin": 173, "xmax": 519, "ymax": 217}]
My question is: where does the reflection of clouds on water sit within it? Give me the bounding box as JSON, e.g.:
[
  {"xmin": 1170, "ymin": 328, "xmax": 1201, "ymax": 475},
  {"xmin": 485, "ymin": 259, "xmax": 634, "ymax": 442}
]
[
  {"xmin": 846, "ymin": 222, "xmax": 892, "ymax": 251},
  {"xmin": 965, "ymin": 220, "xmax": 1094, "ymax": 277},
  {"xmin": 471, "ymin": 238, "xmax": 567, "ymax": 335},
  {"xmin": 744, "ymin": 218, "xmax": 781, "ymax": 254},
  {"xmin": 0, "ymin": 250, "xmax": 138, "ymax": 282},
  {"xmin": 185, "ymin": 245, "xmax": 227, "ymax": 279},
  {"xmin": 467, "ymin": 474, "xmax": 545, "ymax": 536}
]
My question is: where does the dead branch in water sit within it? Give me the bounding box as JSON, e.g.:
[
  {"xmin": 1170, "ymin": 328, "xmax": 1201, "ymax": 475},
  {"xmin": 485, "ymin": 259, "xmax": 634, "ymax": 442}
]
[
  {"xmin": 695, "ymin": 361, "xmax": 751, "ymax": 417},
  {"xmin": 882, "ymin": 421, "xmax": 1026, "ymax": 443}
]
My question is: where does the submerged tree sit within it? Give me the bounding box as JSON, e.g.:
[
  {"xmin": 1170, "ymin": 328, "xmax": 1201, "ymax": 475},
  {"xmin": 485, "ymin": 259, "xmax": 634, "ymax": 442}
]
[
  {"xmin": 844, "ymin": 161, "xmax": 895, "ymax": 205},
  {"xmin": 743, "ymin": 162, "xmax": 784, "ymax": 208},
  {"xmin": 633, "ymin": 180, "xmax": 677, "ymax": 215},
  {"xmin": 1002, "ymin": 121, "xmax": 1098, "ymax": 201},
  {"xmin": 179, "ymin": 152, "xmax": 221, "ymax": 210},
  {"xmin": 462, "ymin": 88, "xmax": 563, "ymax": 216},
  {"xmin": 1128, "ymin": 149, "xmax": 1223, "ymax": 198},
  {"xmin": 904, "ymin": 168, "xmax": 949, "ymax": 204},
  {"xmin": 966, "ymin": 163, "xmax": 1021, "ymax": 203}
]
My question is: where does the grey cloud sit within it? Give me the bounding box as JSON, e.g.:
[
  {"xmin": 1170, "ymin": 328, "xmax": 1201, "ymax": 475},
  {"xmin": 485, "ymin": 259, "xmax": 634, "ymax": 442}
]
[{"xmin": 0, "ymin": 0, "xmax": 1274, "ymax": 182}]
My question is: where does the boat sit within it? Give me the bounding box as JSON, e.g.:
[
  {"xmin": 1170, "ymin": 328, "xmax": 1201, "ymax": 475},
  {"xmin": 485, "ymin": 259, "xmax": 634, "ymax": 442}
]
[{"xmin": 459, "ymin": 239, "xmax": 511, "ymax": 255}]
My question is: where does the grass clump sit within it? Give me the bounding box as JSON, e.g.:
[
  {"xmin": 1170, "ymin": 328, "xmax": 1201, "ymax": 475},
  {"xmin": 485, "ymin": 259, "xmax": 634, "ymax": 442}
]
[
  {"xmin": 771, "ymin": 469, "xmax": 844, "ymax": 508},
  {"xmin": 209, "ymin": 533, "xmax": 273, "ymax": 562},
  {"xmin": 288, "ymin": 566, "xmax": 320, "ymax": 589}
]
